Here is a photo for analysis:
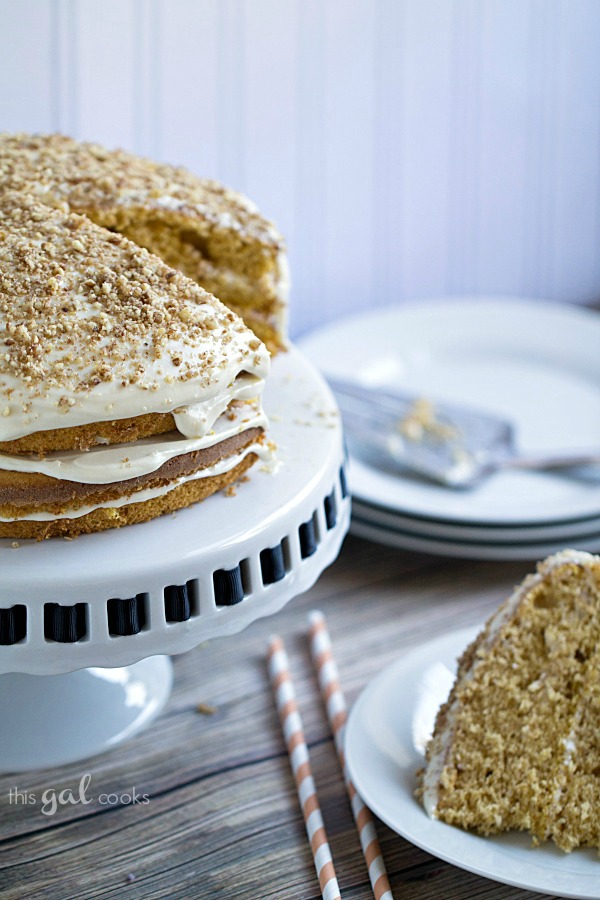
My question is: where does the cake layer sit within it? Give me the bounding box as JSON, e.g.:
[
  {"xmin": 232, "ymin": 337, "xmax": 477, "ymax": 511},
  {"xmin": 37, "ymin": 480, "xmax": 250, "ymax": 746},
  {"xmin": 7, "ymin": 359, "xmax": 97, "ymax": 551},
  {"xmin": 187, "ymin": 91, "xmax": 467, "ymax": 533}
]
[
  {"xmin": 421, "ymin": 550, "xmax": 600, "ymax": 852},
  {"xmin": 0, "ymin": 453, "xmax": 259, "ymax": 540},
  {"xmin": 0, "ymin": 191, "xmax": 270, "ymax": 445},
  {"xmin": 0, "ymin": 373, "xmax": 264, "ymax": 453},
  {"xmin": 0, "ymin": 428, "xmax": 265, "ymax": 515},
  {"xmin": 0, "ymin": 132, "xmax": 288, "ymax": 352},
  {"xmin": 0, "ymin": 408, "xmax": 177, "ymax": 454},
  {"xmin": 116, "ymin": 216, "xmax": 289, "ymax": 353},
  {"xmin": 0, "ymin": 396, "xmax": 266, "ymax": 487}
]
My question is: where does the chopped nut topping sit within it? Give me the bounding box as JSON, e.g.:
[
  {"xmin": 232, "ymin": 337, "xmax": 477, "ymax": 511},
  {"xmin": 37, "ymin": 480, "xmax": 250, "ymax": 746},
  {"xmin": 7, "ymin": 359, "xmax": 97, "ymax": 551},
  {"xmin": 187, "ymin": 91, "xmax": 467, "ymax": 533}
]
[
  {"xmin": 0, "ymin": 132, "xmax": 284, "ymax": 250},
  {"xmin": 0, "ymin": 191, "xmax": 267, "ymax": 410}
]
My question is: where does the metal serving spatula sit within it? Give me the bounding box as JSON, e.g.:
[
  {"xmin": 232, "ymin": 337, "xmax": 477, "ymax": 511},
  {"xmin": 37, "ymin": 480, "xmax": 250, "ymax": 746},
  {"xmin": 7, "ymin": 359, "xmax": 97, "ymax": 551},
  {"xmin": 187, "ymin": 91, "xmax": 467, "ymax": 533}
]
[{"xmin": 328, "ymin": 376, "xmax": 600, "ymax": 489}]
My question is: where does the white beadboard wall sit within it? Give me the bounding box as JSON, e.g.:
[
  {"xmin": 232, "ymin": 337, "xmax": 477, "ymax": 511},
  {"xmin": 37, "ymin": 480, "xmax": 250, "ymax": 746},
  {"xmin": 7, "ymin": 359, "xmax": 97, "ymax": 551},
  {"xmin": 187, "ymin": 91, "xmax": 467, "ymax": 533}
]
[{"xmin": 1, "ymin": 0, "xmax": 600, "ymax": 338}]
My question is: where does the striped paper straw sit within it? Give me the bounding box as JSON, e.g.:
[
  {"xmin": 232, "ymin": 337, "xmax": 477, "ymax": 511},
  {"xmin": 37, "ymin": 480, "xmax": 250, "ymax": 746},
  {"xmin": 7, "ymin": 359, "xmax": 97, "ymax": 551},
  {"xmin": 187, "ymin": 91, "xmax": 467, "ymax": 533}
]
[
  {"xmin": 267, "ymin": 635, "xmax": 342, "ymax": 900},
  {"xmin": 308, "ymin": 611, "xmax": 394, "ymax": 900}
]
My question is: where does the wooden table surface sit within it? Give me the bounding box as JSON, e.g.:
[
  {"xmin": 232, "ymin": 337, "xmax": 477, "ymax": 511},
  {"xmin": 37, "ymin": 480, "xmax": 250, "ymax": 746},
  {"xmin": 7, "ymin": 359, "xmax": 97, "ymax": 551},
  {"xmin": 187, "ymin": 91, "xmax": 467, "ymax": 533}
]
[{"xmin": 0, "ymin": 535, "xmax": 565, "ymax": 899}]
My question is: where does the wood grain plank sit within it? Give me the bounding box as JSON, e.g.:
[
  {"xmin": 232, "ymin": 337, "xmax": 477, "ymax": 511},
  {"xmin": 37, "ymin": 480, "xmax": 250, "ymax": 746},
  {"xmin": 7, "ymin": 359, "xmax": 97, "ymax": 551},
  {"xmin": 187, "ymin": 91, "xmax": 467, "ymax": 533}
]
[{"xmin": 0, "ymin": 741, "xmax": 551, "ymax": 900}]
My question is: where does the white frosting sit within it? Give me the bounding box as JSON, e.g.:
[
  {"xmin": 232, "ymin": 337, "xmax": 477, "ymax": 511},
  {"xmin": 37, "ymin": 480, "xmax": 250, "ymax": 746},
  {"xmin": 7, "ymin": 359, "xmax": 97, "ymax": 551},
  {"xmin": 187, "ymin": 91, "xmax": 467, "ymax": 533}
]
[
  {"xmin": 154, "ymin": 196, "xmax": 253, "ymax": 230},
  {"xmin": 0, "ymin": 440, "xmax": 273, "ymax": 522},
  {"xmin": 118, "ymin": 189, "xmax": 287, "ymax": 244},
  {"xmin": 0, "ymin": 313, "xmax": 270, "ymax": 442},
  {"xmin": 154, "ymin": 194, "xmax": 190, "ymax": 211},
  {"xmin": 422, "ymin": 550, "xmax": 600, "ymax": 817},
  {"xmin": 171, "ymin": 373, "xmax": 263, "ymax": 438},
  {"xmin": 0, "ymin": 396, "xmax": 266, "ymax": 486}
]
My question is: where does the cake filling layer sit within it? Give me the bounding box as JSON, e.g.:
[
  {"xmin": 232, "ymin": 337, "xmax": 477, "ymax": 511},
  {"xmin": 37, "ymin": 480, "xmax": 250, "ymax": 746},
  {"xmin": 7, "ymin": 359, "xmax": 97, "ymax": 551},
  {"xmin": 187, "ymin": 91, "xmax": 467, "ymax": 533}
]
[
  {"xmin": 0, "ymin": 439, "xmax": 272, "ymax": 521},
  {"xmin": 171, "ymin": 373, "xmax": 263, "ymax": 439},
  {"xmin": 0, "ymin": 397, "xmax": 266, "ymax": 485}
]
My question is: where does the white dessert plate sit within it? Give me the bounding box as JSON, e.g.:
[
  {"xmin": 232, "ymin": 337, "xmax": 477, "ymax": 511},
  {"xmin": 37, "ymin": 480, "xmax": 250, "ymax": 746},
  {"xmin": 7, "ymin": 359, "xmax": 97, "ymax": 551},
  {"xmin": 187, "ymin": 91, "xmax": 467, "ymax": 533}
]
[
  {"xmin": 299, "ymin": 298, "xmax": 600, "ymax": 526},
  {"xmin": 352, "ymin": 497, "xmax": 600, "ymax": 543},
  {"xmin": 345, "ymin": 626, "xmax": 600, "ymax": 898},
  {"xmin": 350, "ymin": 513, "xmax": 600, "ymax": 561}
]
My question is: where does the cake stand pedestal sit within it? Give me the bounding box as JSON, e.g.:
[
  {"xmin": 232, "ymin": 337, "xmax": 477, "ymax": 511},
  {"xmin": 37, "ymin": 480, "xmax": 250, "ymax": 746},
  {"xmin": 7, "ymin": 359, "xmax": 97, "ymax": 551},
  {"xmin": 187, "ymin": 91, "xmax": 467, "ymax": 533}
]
[{"xmin": 0, "ymin": 346, "xmax": 350, "ymax": 772}]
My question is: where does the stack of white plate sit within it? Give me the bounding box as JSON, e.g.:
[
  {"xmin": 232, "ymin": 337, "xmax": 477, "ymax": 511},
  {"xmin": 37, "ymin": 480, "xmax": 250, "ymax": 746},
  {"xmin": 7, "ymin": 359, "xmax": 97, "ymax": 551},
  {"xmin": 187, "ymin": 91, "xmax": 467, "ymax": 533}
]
[{"xmin": 299, "ymin": 297, "xmax": 600, "ymax": 560}]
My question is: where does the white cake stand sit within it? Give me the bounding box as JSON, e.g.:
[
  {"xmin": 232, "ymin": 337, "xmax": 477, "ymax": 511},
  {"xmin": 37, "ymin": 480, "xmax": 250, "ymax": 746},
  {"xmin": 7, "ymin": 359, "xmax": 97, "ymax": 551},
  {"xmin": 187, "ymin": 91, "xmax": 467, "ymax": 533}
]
[{"xmin": 0, "ymin": 346, "xmax": 350, "ymax": 771}]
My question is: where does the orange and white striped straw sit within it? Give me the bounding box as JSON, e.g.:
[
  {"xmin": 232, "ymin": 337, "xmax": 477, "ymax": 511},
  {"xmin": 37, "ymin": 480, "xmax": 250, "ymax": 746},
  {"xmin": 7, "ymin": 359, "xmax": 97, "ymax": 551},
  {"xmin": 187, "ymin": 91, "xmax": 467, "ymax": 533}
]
[
  {"xmin": 308, "ymin": 611, "xmax": 394, "ymax": 900},
  {"xmin": 267, "ymin": 635, "xmax": 342, "ymax": 900}
]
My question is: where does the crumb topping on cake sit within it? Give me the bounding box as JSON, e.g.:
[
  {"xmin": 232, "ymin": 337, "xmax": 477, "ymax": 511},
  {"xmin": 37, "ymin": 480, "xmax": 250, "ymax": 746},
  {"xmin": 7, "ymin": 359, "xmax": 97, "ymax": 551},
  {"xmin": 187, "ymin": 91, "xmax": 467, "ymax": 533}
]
[
  {"xmin": 0, "ymin": 191, "xmax": 270, "ymax": 441},
  {"xmin": 0, "ymin": 132, "xmax": 284, "ymax": 249},
  {"xmin": 0, "ymin": 132, "xmax": 289, "ymax": 354}
]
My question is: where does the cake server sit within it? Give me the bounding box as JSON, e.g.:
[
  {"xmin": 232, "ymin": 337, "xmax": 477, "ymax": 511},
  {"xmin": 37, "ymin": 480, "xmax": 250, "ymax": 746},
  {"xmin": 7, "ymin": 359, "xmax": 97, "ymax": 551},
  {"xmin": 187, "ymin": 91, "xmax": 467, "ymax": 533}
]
[{"xmin": 328, "ymin": 376, "xmax": 600, "ymax": 488}]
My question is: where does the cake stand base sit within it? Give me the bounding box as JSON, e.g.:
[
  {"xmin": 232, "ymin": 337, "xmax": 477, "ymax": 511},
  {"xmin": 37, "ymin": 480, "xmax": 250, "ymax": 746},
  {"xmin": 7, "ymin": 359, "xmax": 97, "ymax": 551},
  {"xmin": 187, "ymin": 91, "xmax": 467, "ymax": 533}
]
[{"xmin": 0, "ymin": 656, "xmax": 172, "ymax": 773}]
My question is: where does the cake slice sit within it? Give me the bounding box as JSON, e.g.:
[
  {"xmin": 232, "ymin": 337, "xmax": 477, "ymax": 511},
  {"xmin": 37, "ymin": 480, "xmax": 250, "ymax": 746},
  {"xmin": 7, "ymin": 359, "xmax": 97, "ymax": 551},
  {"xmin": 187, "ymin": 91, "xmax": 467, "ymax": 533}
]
[
  {"xmin": 0, "ymin": 132, "xmax": 288, "ymax": 353},
  {"xmin": 420, "ymin": 550, "xmax": 600, "ymax": 852},
  {"xmin": 0, "ymin": 190, "xmax": 272, "ymax": 538}
]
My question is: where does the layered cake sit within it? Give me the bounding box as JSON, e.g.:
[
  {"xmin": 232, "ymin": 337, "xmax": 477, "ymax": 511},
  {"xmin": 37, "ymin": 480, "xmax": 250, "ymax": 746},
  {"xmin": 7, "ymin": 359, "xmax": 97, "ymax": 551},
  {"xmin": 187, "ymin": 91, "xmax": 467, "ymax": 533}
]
[
  {"xmin": 420, "ymin": 550, "xmax": 600, "ymax": 852},
  {"xmin": 0, "ymin": 190, "xmax": 272, "ymax": 538},
  {"xmin": 0, "ymin": 132, "xmax": 288, "ymax": 353}
]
